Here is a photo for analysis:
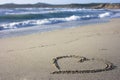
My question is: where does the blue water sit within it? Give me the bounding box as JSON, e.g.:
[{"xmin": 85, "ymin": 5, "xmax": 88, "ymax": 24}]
[{"xmin": 0, "ymin": 8, "xmax": 120, "ymax": 38}]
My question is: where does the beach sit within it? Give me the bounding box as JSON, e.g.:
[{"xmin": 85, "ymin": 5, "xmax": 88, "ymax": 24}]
[{"xmin": 0, "ymin": 18, "xmax": 120, "ymax": 80}]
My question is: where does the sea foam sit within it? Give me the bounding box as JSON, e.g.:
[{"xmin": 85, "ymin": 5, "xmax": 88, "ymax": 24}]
[
  {"xmin": 99, "ymin": 12, "xmax": 110, "ymax": 18},
  {"xmin": 0, "ymin": 15, "xmax": 96, "ymax": 29},
  {"xmin": 0, "ymin": 8, "xmax": 120, "ymax": 31}
]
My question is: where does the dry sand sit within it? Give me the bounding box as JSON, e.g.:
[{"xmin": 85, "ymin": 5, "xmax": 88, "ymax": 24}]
[{"xmin": 0, "ymin": 19, "xmax": 120, "ymax": 80}]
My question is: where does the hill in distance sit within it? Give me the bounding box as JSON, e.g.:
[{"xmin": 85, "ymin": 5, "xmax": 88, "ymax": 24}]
[{"xmin": 0, "ymin": 3, "xmax": 120, "ymax": 9}]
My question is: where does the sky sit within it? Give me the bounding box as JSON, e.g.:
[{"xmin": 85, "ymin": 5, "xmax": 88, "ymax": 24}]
[{"xmin": 0, "ymin": 0, "xmax": 120, "ymax": 4}]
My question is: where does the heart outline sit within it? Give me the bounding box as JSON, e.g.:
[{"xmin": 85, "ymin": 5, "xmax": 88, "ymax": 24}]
[{"xmin": 51, "ymin": 55, "xmax": 116, "ymax": 74}]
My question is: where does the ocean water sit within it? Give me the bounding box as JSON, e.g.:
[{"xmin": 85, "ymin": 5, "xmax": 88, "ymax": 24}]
[{"xmin": 0, "ymin": 8, "xmax": 120, "ymax": 38}]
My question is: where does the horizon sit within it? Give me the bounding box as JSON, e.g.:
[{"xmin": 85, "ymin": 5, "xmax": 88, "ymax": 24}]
[
  {"xmin": 0, "ymin": 2, "xmax": 120, "ymax": 5},
  {"xmin": 0, "ymin": 0, "xmax": 120, "ymax": 5}
]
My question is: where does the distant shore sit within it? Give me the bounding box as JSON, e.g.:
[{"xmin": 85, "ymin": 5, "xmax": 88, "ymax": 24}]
[{"xmin": 0, "ymin": 3, "xmax": 120, "ymax": 9}]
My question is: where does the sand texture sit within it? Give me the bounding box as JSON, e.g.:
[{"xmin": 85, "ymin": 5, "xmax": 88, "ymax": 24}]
[{"xmin": 0, "ymin": 19, "xmax": 120, "ymax": 80}]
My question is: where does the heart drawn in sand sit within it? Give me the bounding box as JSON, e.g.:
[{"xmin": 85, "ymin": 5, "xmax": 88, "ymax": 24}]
[{"xmin": 51, "ymin": 55, "xmax": 116, "ymax": 74}]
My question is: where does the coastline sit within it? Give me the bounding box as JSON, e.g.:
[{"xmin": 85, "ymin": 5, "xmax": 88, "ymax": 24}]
[
  {"xmin": 0, "ymin": 18, "xmax": 120, "ymax": 80},
  {"xmin": 0, "ymin": 18, "xmax": 110, "ymax": 39}
]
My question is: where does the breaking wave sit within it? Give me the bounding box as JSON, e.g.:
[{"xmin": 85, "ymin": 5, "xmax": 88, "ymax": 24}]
[
  {"xmin": 0, "ymin": 15, "xmax": 80, "ymax": 29},
  {"xmin": 0, "ymin": 14, "xmax": 103, "ymax": 30},
  {"xmin": 0, "ymin": 8, "xmax": 120, "ymax": 31},
  {"xmin": 99, "ymin": 12, "xmax": 110, "ymax": 18}
]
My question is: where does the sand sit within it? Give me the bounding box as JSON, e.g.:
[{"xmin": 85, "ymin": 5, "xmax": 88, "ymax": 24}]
[{"xmin": 0, "ymin": 19, "xmax": 120, "ymax": 80}]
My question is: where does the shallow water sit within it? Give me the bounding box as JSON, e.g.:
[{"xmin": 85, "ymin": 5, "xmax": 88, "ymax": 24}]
[{"xmin": 0, "ymin": 8, "xmax": 120, "ymax": 38}]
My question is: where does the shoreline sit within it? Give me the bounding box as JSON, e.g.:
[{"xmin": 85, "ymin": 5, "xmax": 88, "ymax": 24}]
[
  {"xmin": 0, "ymin": 18, "xmax": 120, "ymax": 80},
  {"xmin": 0, "ymin": 18, "xmax": 110, "ymax": 39}
]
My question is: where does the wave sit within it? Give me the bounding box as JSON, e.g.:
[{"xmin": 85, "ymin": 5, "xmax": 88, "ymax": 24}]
[
  {"xmin": 0, "ymin": 8, "xmax": 119, "ymax": 31},
  {"xmin": 1, "ymin": 8, "xmax": 77, "ymax": 15},
  {"xmin": 1, "ymin": 8, "xmax": 108, "ymax": 16},
  {"xmin": 99, "ymin": 12, "xmax": 110, "ymax": 18},
  {"xmin": 3, "ymin": 8, "xmax": 80, "ymax": 15},
  {"xmin": 0, "ymin": 8, "xmax": 115, "ymax": 21},
  {"xmin": 111, "ymin": 13, "xmax": 120, "ymax": 18},
  {"xmin": 0, "ymin": 15, "xmax": 98, "ymax": 30},
  {"xmin": 0, "ymin": 12, "xmax": 110, "ymax": 21},
  {"xmin": 0, "ymin": 11, "xmax": 81, "ymax": 20}
]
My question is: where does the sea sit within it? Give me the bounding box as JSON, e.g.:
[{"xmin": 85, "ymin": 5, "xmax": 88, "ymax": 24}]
[{"xmin": 0, "ymin": 8, "xmax": 120, "ymax": 38}]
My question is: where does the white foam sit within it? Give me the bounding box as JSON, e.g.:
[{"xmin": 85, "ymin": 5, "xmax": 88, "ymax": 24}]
[
  {"xmin": 1, "ymin": 21, "xmax": 30, "ymax": 29},
  {"xmin": 36, "ymin": 19, "xmax": 51, "ymax": 25},
  {"xmin": 3, "ymin": 8, "xmax": 98, "ymax": 15},
  {"xmin": 1, "ymin": 15, "xmax": 97, "ymax": 29},
  {"xmin": 99, "ymin": 12, "xmax": 110, "ymax": 18},
  {"xmin": 65, "ymin": 15, "xmax": 80, "ymax": 21}
]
